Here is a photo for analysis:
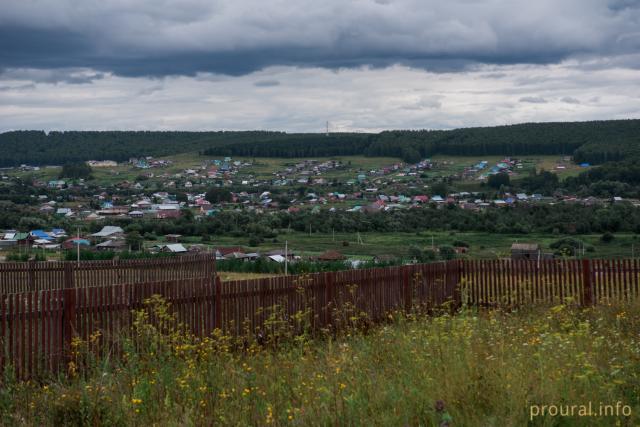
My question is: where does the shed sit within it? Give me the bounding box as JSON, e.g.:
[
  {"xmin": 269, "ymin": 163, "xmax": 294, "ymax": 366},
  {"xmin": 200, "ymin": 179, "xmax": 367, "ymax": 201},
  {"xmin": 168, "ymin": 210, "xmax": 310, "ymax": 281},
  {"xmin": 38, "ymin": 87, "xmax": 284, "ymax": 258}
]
[
  {"xmin": 161, "ymin": 243, "xmax": 188, "ymax": 253},
  {"xmin": 510, "ymin": 243, "xmax": 541, "ymax": 260}
]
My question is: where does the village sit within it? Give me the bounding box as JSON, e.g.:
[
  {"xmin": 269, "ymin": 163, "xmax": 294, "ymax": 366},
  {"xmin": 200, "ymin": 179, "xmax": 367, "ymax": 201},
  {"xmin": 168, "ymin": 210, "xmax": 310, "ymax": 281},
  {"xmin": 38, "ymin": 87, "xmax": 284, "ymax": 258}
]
[{"xmin": 0, "ymin": 152, "xmax": 634, "ymax": 265}]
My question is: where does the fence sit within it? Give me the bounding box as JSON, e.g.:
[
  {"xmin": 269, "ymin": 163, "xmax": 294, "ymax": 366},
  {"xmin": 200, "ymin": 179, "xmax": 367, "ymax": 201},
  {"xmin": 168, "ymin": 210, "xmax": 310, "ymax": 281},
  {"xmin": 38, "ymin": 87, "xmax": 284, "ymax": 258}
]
[
  {"xmin": 1, "ymin": 258, "xmax": 639, "ymax": 379},
  {"xmin": 459, "ymin": 258, "xmax": 640, "ymax": 306},
  {"xmin": 0, "ymin": 253, "xmax": 216, "ymax": 293}
]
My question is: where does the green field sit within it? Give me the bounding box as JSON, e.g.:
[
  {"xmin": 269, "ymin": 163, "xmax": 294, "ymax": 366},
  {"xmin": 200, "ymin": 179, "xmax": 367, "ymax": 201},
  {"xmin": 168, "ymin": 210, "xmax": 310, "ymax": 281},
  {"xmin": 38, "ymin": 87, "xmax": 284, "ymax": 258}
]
[
  {"xmin": 4, "ymin": 298, "xmax": 638, "ymax": 425},
  {"xmin": 201, "ymin": 231, "xmax": 639, "ymax": 260}
]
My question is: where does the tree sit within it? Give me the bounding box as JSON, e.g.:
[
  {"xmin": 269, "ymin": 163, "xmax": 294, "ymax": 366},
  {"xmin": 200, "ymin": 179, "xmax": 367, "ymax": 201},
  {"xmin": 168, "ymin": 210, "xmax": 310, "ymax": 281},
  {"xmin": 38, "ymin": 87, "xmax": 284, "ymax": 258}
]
[
  {"xmin": 205, "ymin": 187, "xmax": 232, "ymax": 204},
  {"xmin": 487, "ymin": 172, "xmax": 510, "ymax": 189},
  {"xmin": 125, "ymin": 231, "xmax": 144, "ymax": 251},
  {"xmin": 401, "ymin": 146, "xmax": 421, "ymax": 164},
  {"xmin": 438, "ymin": 245, "xmax": 456, "ymax": 260},
  {"xmin": 431, "ymin": 182, "xmax": 448, "ymax": 197},
  {"xmin": 181, "ymin": 208, "xmax": 194, "ymax": 221},
  {"xmin": 59, "ymin": 162, "xmax": 93, "ymax": 179}
]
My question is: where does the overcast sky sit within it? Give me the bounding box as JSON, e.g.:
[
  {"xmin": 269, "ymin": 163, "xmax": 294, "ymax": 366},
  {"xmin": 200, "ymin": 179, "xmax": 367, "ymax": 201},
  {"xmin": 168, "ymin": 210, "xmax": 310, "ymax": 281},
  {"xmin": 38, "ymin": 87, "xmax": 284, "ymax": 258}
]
[{"xmin": 1, "ymin": 0, "xmax": 640, "ymax": 132}]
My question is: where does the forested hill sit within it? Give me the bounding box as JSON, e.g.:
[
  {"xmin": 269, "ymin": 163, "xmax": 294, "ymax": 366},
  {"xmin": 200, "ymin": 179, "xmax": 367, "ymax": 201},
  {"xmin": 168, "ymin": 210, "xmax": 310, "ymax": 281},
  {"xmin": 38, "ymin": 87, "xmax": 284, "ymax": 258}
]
[
  {"xmin": 206, "ymin": 120, "xmax": 640, "ymax": 164},
  {"xmin": 0, "ymin": 131, "xmax": 291, "ymax": 167},
  {"xmin": 1, "ymin": 119, "xmax": 639, "ymax": 166}
]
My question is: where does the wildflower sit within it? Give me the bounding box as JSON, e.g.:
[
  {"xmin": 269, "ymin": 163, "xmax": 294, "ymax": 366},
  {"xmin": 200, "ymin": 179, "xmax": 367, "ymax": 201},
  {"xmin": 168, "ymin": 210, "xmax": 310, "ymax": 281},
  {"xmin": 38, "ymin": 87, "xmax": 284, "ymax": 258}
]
[{"xmin": 266, "ymin": 405, "xmax": 274, "ymax": 424}]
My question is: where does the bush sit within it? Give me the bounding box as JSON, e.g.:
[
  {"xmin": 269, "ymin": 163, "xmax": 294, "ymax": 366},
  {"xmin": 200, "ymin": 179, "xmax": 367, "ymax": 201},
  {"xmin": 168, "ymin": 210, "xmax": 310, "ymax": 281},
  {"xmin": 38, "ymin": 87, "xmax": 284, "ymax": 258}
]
[
  {"xmin": 6, "ymin": 252, "xmax": 46, "ymax": 262},
  {"xmin": 452, "ymin": 240, "xmax": 469, "ymax": 248},
  {"xmin": 438, "ymin": 245, "xmax": 456, "ymax": 260},
  {"xmin": 553, "ymin": 244, "xmax": 576, "ymax": 257},
  {"xmin": 601, "ymin": 232, "xmax": 615, "ymax": 243},
  {"xmin": 248, "ymin": 235, "xmax": 262, "ymax": 247}
]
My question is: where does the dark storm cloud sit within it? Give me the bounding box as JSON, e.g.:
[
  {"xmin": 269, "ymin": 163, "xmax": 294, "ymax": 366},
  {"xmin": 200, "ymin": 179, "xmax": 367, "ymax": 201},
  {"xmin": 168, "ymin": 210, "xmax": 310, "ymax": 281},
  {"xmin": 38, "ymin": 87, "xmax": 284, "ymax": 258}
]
[{"xmin": 1, "ymin": 0, "xmax": 640, "ymax": 77}]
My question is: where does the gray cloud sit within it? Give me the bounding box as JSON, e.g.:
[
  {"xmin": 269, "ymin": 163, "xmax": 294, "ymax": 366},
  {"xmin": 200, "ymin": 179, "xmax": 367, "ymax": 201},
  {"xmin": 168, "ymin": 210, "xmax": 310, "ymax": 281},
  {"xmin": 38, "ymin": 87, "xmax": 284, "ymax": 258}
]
[
  {"xmin": 561, "ymin": 96, "xmax": 581, "ymax": 104},
  {"xmin": 254, "ymin": 80, "xmax": 280, "ymax": 87},
  {"xmin": 1, "ymin": 1, "xmax": 640, "ymax": 77},
  {"xmin": 0, "ymin": 68, "xmax": 105, "ymax": 84},
  {"xmin": 0, "ymin": 83, "xmax": 36, "ymax": 92},
  {"xmin": 519, "ymin": 96, "xmax": 548, "ymax": 104}
]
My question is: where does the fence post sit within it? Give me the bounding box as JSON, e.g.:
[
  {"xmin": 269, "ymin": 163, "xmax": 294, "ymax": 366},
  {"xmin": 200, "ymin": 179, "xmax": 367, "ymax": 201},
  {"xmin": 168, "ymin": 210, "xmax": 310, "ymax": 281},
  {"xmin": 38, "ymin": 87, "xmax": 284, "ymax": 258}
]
[
  {"xmin": 581, "ymin": 259, "xmax": 594, "ymax": 307},
  {"xmin": 64, "ymin": 262, "xmax": 74, "ymax": 289},
  {"xmin": 324, "ymin": 273, "xmax": 334, "ymax": 327},
  {"xmin": 403, "ymin": 266, "xmax": 411, "ymax": 313},
  {"xmin": 27, "ymin": 259, "xmax": 36, "ymax": 292},
  {"xmin": 63, "ymin": 287, "xmax": 77, "ymax": 364},
  {"xmin": 452, "ymin": 260, "xmax": 462, "ymax": 308},
  {"xmin": 214, "ymin": 275, "xmax": 222, "ymax": 330}
]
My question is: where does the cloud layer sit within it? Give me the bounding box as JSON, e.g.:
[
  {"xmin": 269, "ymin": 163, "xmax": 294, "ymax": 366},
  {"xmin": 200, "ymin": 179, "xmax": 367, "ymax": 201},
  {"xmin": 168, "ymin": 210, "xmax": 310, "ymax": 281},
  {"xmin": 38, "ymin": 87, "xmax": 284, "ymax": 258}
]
[
  {"xmin": 1, "ymin": 0, "xmax": 640, "ymax": 76},
  {"xmin": 1, "ymin": 1, "xmax": 639, "ymax": 131},
  {"xmin": 2, "ymin": 62, "xmax": 639, "ymax": 132}
]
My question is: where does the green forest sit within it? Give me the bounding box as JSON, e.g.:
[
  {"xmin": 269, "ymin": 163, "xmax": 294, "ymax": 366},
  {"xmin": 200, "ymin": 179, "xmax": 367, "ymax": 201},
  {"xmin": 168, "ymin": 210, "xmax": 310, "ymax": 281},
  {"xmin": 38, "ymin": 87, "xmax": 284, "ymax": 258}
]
[{"xmin": 1, "ymin": 119, "xmax": 639, "ymax": 167}]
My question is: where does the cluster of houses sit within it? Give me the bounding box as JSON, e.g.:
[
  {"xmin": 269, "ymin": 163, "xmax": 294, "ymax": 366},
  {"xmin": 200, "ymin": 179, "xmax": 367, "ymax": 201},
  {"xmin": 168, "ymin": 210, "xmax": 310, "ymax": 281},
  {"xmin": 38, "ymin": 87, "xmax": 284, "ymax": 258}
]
[
  {"xmin": 0, "ymin": 227, "xmax": 125, "ymax": 251},
  {"xmin": 0, "ymin": 226, "xmax": 192, "ymax": 255},
  {"xmin": 34, "ymin": 180, "xmax": 640, "ymax": 225},
  {"xmin": 274, "ymin": 159, "xmax": 344, "ymax": 180},
  {"xmin": 37, "ymin": 191, "xmax": 184, "ymax": 221},
  {"xmin": 128, "ymin": 157, "xmax": 173, "ymax": 169}
]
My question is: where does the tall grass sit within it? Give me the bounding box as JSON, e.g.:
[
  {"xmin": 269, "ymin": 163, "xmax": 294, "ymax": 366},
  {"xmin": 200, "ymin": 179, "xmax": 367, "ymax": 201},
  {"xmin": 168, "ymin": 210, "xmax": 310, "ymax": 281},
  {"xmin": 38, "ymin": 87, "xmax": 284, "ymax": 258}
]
[{"xmin": 1, "ymin": 299, "xmax": 639, "ymax": 426}]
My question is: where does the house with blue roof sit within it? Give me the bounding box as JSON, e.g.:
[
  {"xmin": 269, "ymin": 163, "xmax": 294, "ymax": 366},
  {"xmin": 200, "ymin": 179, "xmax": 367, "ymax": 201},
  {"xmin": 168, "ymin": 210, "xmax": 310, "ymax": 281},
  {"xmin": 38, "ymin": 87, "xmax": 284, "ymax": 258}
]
[{"xmin": 30, "ymin": 230, "xmax": 53, "ymax": 240}]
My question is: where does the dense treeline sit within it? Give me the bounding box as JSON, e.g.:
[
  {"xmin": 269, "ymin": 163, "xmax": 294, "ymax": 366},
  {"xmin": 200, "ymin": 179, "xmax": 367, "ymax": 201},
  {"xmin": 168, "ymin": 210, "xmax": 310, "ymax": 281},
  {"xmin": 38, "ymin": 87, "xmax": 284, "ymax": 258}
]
[
  {"xmin": 0, "ymin": 130, "xmax": 286, "ymax": 166},
  {"xmin": 2, "ymin": 119, "xmax": 639, "ymax": 166},
  {"xmin": 202, "ymin": 134, "xmax": 373, "ymax": 158},
  {"xmin": 208, "ymin": 120, "xmax": 640, "ymax": 164},
  {"xmin": 99, "ymin": 203, "xmax": 640, "ymax": 239}
]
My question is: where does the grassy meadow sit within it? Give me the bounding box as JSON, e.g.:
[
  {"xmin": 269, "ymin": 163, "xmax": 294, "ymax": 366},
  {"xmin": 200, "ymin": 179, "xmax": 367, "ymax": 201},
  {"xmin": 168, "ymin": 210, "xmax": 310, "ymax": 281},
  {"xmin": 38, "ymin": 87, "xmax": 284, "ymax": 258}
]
[
  {"xmin": 2, "ymin": 297, "xmax": 638, "ymax": 426},
  {"xmin": 205, "ymin": 231, "xmax": 640, "ymax": 260},
  {"xmin": 6, "ymin": 230, "xmax": 638, "ymax": 263}
]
